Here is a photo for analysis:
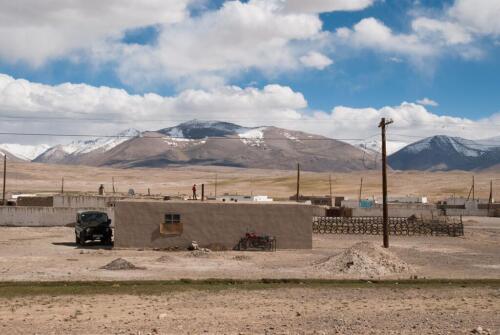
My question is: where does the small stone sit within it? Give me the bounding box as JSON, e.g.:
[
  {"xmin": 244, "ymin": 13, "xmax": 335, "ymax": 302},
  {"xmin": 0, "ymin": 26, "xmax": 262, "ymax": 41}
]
[{"xmin": 158, "ymin": 313, "xmax": 168, "ymax": 320}]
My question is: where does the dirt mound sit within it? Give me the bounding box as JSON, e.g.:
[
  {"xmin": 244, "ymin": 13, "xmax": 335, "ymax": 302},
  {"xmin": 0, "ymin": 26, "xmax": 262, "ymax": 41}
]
[
  {"xmin": 101, "ymin": 258, "xmax": 144, "ymax": 270},
  {"xmin": 314, "ymin": 242, "xmax": 412, "ymax": 277},
  {"xmin": 156, "ymin": 255, "xmax": 174, "ymax": 263}
]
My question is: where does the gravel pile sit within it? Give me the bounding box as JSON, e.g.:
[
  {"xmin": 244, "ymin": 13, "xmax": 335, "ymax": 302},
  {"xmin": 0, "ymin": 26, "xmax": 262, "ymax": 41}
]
[
  {"xmin": 101, "ymin": 258, "xmax": 143, "ymax": 270},
  {"xmin": 313, "ymin": 241, "xmax": 412, "ymax": 277},
  {"xmin": 155, "ymin": 255, "xmax": 174, "ymax": 263},
  {"xmin": 189, "ymin": 249, "xmax": 212, "ymax": 258}
]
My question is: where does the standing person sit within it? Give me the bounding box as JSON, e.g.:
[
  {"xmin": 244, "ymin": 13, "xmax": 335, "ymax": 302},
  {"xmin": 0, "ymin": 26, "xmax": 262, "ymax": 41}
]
[{"xmin": 192, "ymin": 184, "xmax": 197, "ymax": 200}]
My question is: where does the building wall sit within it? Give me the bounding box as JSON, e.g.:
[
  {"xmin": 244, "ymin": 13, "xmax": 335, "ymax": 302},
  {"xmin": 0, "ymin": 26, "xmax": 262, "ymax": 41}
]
[
  {"xmin": 351, "ymin": 204, "xmax": 441, "ymax": 219},
  {"xmin": 0, "ymin": 207, "xmax": 114, "ymax": 227},
  {"xmin": 16, "ymin": 196, "xmax": 54, "ymax": 207},
  {"xmin": 114, "ymin": 201, "xmax": 313, "ymax": 250},
  {"xmin": 53, "ymin": 195, "xmax": 123, "ymax": 208}
]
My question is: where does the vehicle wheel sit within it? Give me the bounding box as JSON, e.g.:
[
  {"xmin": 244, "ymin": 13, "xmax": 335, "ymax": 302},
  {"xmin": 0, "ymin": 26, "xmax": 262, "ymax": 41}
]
[
  {"xmin": 101, "ymin": 236, "xmax": 112, "ymax": 245},
  {"xmin": 79, "ymin": 233, "xmax": 86, "ymax": 246},
  {"xmin": 75, "ymin": 234, "xmax": 80, "ymax": 244}
]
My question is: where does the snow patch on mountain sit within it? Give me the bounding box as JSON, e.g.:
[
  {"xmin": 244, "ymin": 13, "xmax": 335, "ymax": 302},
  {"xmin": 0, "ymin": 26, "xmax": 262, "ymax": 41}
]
[
  {"xmin": 283, "ymin": 131, "xmax": 300, "ymax": 142},
  {"xmin": 238, "ymin": 127, "xmax": 266, "ymax": 147},
  {"xmin": 62, "ymin": 128, "xmax": 141, "ymax": 155},
  {"xmin": 0, "ymin": 144, "xmax": 50, "ymax": 160},
  {"xmin": 403, "ymin": 136, "xmax": 488, "ymax": 157},
  {"xmin": 347, "ymin": 140, "xmax": 408, "ymax": 155}
]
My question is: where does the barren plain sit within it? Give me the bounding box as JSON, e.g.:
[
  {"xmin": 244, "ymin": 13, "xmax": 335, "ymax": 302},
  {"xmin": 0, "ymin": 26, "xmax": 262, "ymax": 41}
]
[
  {"xmin": 6, "ymin": 162, "xmax": 500, "ymax": 201},
  {"xmin": 2, "ymin": 162, "xmax": 500, "ymax": 334}
]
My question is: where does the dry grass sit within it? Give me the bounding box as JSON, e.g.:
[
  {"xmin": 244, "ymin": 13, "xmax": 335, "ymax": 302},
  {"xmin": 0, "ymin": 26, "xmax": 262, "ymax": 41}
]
[{"xmin": 5, "ymin": 161, "xmax": 500, "ymax": 201}]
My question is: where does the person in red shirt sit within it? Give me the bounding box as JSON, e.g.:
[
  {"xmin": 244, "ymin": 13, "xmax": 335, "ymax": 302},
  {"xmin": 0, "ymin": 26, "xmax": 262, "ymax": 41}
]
[{"xmin": 192, "ymin": 184, "xmax": 197, "ymax": 200}]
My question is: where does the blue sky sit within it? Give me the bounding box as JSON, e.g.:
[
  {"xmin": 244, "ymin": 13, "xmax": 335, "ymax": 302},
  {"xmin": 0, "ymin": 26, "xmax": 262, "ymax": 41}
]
[{"xmin": 0, "ymin": 0, "xmax": 499, "ymax": 145}]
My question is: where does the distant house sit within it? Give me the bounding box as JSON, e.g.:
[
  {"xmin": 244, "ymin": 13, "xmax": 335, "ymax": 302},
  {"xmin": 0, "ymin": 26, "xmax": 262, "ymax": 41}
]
[{"xmin": 215, "ymin": 195, "xmax": 273, "ymax": 202}]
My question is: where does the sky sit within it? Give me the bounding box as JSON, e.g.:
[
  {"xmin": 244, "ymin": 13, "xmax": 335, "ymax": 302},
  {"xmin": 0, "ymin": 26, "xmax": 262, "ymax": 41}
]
[{"xmin": 0, "ymin": 0, "xmax": 499, "ymax": 147}]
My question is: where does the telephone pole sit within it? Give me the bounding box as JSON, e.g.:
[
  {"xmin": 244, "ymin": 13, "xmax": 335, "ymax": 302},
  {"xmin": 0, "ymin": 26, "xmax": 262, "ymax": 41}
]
[
  {"xmin": 379, "ymin": 118, "xmax": 393, "ymax": 248},
  {"xmin": 329, "ymin": 174, "xmax": 333, "ymax": 207},
  {"xmin": 214, "ymin": 173, "xmax": 218, "ymax": 198},
  {"xmin": 358, "ymin": 177, "xmax": 364, "ymax": 203},
  {"xmin": 296, "ymin": 163, "xmax": 301, "ymax": 202},
  {"xmin": 112, "ymin": 177, "xmax": 116, "ymax": 194},
  {"xmin": 2, "ymin": 154, "xmax": 6, "ymax": 206},
  {"xmin": 472, "ymin": 176, "xmax": 475, "ymax": 200},
  {"xmin": 61, "ymin": 177, "xmax": 64, "ymax": 194}
]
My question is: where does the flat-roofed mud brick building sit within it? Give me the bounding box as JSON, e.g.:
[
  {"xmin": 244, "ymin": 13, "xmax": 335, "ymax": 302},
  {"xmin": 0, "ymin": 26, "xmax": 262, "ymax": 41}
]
[{"xmin": 114, "ymin": 200, "xmax": 313, "ymax": 250}]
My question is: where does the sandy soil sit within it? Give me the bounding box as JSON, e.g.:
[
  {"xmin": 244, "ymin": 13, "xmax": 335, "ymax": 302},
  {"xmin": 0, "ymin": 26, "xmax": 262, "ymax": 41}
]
[
  {"xmin": 0, "ymin": 217, "xmax": 499, "ymax": 282},
  {"xmin": 1, "ymin": 286, "xmax": 499, "ymax": 334},
  {"xmin": 6, "ymin": 162, "xmax": 500, "ymax": 201}
]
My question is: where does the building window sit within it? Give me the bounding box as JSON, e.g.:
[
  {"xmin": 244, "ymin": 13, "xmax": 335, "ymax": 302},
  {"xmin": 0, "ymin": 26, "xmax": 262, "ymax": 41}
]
[
  {"xmin": 165, "ymin": 214, "xmax": 180, "ymax": 225},
  {"xmin": 161, "ymin": 213, "xmax": 183, "ymax": 236}
]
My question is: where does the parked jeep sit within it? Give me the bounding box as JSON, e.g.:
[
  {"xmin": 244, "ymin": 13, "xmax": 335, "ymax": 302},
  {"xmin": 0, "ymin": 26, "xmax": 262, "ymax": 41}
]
[{"xmin": 75, "ymin": 210, "xmax": 112, "ymax": 246}]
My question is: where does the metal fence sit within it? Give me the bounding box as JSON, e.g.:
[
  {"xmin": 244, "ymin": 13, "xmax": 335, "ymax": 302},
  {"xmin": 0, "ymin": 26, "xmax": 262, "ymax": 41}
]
[{"xmin": 312, "ymin": 216, "xmax": 464, "ymax": 237}]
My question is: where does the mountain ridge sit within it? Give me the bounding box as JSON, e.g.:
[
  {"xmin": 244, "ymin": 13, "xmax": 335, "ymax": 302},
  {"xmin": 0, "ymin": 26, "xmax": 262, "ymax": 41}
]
[
  {"xmin": 29, "ymin": 120, "xmax": 375, "ymax": 172},
  {"xmin": 388, "ymin": 134, "xmax": 500, "ymax": 171}
]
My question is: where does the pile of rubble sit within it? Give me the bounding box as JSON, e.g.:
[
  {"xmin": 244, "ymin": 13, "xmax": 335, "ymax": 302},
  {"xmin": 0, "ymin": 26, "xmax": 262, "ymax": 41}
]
[
  {"xmin": 313, "ymin": 242, "xmax": 412, "ymax": 278},
  {"xmin": 101, "ymin": 258, "xmax": 144, "ymax": 270}
]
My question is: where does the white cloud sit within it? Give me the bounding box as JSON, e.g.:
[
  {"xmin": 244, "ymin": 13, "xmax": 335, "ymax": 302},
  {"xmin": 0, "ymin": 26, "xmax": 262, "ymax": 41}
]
[
  {"xmin": 299, "ymin": 51, "xmax": 333, "ymax": 69},
  {"xmin": 412, "ymin": 17, "xmax": 472, "ymax": 45},
  {"xmin": 334, "ymin": 0, "xmax": 500, "ymax": 63},
  {"xmin": 301, "ymin": 102, "xmax": 500, "ymax": 145},
  {"xmin": 1, "ymin": 74, "xmax": 499, "ymax": 148},
  {"xmin": 335, "ymin": 18, "xmax": 435, "ymax": 58},
  {"xmin": 416, "ymin": 98, "xmax": 439, "ymax": 107},
  {"xmin": 449, "ymin": 0, "xmax": 500, "ymax": 36},
  {"xmin": 0, "ymin": 73, "xmax": 305, "ymax": 144},
  {"xmin": 281, "ymin": 0, "xmax": 375, "ymax": 14},
  {"xmin": 116, "ymin": 0, "xmax": 329, "ymax": 87},
  {"xmin": 0, "ymin": 0, "xmax": 193, "ymax": 66}
]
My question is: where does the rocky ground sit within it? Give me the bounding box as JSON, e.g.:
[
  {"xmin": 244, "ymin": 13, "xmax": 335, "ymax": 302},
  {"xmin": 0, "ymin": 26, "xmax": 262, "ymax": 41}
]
[
  {"xmin": 0, "ymin": 285, "xmax": 499, "ymax": 334},
  {"xmin": 0, "ymin": 217, "xmax": 499, "ymax": 281},
  {"xmin": 0, "ymin": 216, "xmax": 499, "ymax": 334}
]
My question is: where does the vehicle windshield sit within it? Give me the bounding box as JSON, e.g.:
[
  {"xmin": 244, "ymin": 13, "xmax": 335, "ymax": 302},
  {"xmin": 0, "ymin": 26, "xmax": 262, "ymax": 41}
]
[{"xmin": 80, "ymin": 212, "xmax": 108, "ymax": 224}]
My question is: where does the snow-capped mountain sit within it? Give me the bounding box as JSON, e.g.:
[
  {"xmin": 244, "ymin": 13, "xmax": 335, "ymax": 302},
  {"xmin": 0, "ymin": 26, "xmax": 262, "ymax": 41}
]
[
  {"xmin": 0, "ymin": 143, "xmax": 50, "ymax": 161},
  {"xmin": 388, "ymin": 135, "xmax": 500, "ymax": 171},
  {"xmin": 34, "ymin": 128, "xmax": 141, "ymax": 163},
  {"xmin": 347, "ymin": 139, "xmax": 408, "ymax": 155},
  {"xmin": 32, "ymin": 120, "xmax": 376, "ymax": 172}
]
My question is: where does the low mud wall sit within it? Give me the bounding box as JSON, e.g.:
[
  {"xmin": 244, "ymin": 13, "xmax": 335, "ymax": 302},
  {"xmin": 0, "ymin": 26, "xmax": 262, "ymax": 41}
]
[
  {"xmin": 351, "ymin": 204, "xmax": 441, "ymax": 219},
  {"xmin": 0, "ymin": 207, "xmax": 114, "ymax": 227},
  {"xmin": 115, "ymin": 201, "xmax": 313, "ymax": 250},
  {"xmin": 53, "ymin": 195, "xmax": 123, "ymax": 209}
]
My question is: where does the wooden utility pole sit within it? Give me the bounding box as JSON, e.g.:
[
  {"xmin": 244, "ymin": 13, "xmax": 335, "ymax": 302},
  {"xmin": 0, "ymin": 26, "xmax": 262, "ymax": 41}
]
[
  {"xmin": 1, "ymin": 154, "xmax": 5, "ymax": 206},
  {"xmin": 467, "ymin": 176, "xmax": 475, "ymax": 201},
  {"xmin": 489, "ymin": 180, "xmax": 493, "ymax": 204},
  {"xmin": 61, "ymin": 177, "xmax": 64, "ymax": 194},
  {"xmin": 296, "ymin": 163, "xmax": 301, "ymax": 202},
  {"xmin": 214, "ymin": 173, "xmax": 218, "ymax": 198},
  {"xmin": 472, "ymin": 176, "xmax": 475, "ymax": 200},
  {"xmin": 329, "ymin": 174, "xmax": 333, "ymax": 207},
  {"xmin": 358, "ymin": 177, "xmax": 364, "ymax": 203},
  {"xmin": 487, "ymin": 179, "xmax": 493, "ymax": 215},
  {"xmin": 379, "ymin": 118, "xmax": 393, "ymax": 249},
  {"xmin": 112, "ymin": 177, "xmax": 116, "ymax": 194}
]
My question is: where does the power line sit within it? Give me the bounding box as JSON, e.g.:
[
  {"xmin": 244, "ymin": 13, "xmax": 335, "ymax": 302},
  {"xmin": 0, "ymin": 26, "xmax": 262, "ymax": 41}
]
[
  {"xmin": 2, "ymin": 114, "xmax": 500, "ymax": 128},
  {"xmin": 0, "ymin": 131, "xmax": 376, "ymax": 142}
]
